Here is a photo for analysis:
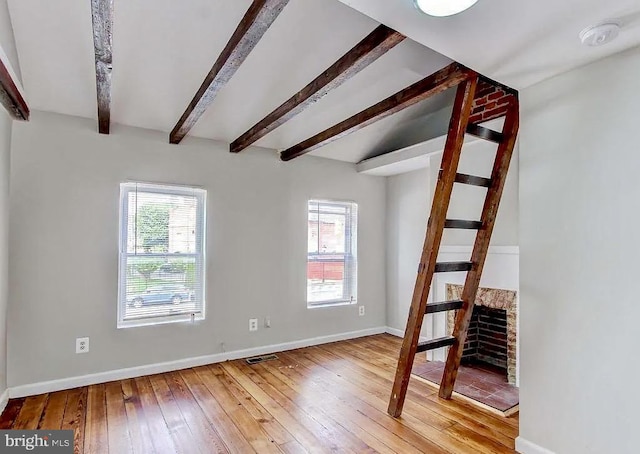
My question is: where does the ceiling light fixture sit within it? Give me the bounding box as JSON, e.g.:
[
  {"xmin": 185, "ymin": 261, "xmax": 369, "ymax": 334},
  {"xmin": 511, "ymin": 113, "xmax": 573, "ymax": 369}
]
[
  {"xmin": 579, "ymin": 22, "xmax": 620, "ymax": 47},
  {"xmin": 413, "ymin": 0, "xmax": 478, "ymax": 17}
]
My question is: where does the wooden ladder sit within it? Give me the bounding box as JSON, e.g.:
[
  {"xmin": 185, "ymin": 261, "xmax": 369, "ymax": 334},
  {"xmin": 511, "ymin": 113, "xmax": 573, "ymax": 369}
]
[{"xmin": 387, "ymin": 73, "xmax": 519, "ymax": 418}]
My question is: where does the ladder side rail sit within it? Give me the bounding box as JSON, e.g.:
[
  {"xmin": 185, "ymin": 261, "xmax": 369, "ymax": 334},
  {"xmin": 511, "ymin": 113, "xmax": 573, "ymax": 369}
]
[
  {"xmin": 439, "ymin": 99, "xmax": 520, "ymax": 399},
  {"xmin": 387, "ymin": 74, "xmax": 478, "ymax": 418}
]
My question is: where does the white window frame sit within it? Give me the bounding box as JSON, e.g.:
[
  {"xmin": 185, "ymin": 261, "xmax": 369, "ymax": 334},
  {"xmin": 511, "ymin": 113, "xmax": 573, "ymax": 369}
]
[
  {"xmin": 117, "ymin": 182, "xmax": 206, "ymax": 328},
  {"xmin": 306, "ymin": 199, "xmax": 358, "ymax": 308}
]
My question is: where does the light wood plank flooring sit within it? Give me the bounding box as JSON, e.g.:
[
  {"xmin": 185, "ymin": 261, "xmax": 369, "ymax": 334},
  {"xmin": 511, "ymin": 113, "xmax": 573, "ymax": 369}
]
[{"xmin": 0, "ymin": 334, "xmax": 519, "ymax": 453}]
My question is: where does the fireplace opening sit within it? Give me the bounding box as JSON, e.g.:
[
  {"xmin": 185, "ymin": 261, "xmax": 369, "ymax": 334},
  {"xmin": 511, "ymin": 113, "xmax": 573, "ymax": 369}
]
[
  {"xmin": 445, "ymin": 284, "xmax": 517, "ymax": 384},
  {"xmin": 460, "ymin": 305, "xmax": 508, "ymax": 374}
]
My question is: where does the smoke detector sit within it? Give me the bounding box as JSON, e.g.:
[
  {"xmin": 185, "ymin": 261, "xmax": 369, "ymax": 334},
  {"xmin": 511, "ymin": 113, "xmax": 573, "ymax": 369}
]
[{"xmin": 579, "ymin": 22, "xmax": 620, "ymax": 47}]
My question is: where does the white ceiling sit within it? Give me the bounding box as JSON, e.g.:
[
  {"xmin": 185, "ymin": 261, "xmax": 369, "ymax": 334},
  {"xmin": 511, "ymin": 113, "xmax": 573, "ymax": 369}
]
[
  {"xmin": 7, "ymin": 0, "xmax": 452, "ymax": 163},
  {"xmin": 9, "ymin": 0, "xmax": 640, "ymax": 163},
  {"xmin": 337, "ymin": 0, "xmax": 640, "ymax": 89}
]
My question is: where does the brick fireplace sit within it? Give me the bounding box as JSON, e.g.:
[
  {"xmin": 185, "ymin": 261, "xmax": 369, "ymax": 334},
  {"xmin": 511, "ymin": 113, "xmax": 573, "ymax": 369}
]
[{"xmin": 446, "ymin": 284, "xmax": 518, "ymax": 385}]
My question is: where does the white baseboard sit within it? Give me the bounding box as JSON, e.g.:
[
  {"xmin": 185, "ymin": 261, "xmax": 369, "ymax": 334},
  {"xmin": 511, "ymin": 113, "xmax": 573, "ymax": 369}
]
[
  {"xmin": 9, "ymin": 326, "xmax": 386, "ymax": 399},
  {"xmin": 385, "ymin": 326, "xmax": 429, "ymax": 343},
  {"xmin": 515, "ymin": 437, "xmax": 556, "ymax": 454},
  {"xmin": 385, "ymin": 327, "xmax": 404, "ymax": 337},
  {"xmin": 0, "ymin": 388, "xmax": 9, "ymax": 414}
]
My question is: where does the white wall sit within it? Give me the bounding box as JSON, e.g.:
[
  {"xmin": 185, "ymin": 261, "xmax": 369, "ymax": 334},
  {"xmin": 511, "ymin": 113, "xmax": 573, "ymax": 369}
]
[
  {"xmin": 518, "ymin": 46, "xmax": 640, "ymax": 454},
  {"xmin": 385, "ymin": 138, "xmax": 519, "ymax": 334},
  {"xmin": 432, "ymin": 139, "xmax": 519, "ymax": 247},
  {"xmin": 0, "ymin": 107, "xmax": 10, "ymax": 397},
  {"xmin": 0, "ymin": 0, "xmax": 19, "ymax": 400},
  {"xmin": 7, "ymin": 111, "xmax": 387, "ymax": 387},
  {"xmin": 386, "ymin": 167, "xmax": 431, "ymax": 332},
  {"xmin": 0, "ymin": 0, "xmax": 20, "ymax": 83}
]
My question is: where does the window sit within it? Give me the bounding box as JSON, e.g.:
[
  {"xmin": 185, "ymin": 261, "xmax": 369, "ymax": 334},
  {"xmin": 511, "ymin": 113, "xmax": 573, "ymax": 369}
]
[
  {"xmin": 307, "ymin": 200, "xmax": 357, "ymax": 307},
  {"xmin": 118, "ymin": 183, "xmax": 206, "ymax": 328}
]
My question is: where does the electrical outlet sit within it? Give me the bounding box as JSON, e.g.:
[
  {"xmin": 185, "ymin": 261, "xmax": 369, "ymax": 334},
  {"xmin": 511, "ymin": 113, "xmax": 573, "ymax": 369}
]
[
  {"xmin": 265, "ymin": 316, "xmax": 271, "ymax": 328},
  {"xmin": 358, "ymin": 306, "xmax": 365, "ymax": 316},
  {"xmin": 249, "ymin": 318, "xmax": 258, "ymax": 332},
  {"xmin": 76, "ymin": 337, "xmax": 89, "ymax": 354}
]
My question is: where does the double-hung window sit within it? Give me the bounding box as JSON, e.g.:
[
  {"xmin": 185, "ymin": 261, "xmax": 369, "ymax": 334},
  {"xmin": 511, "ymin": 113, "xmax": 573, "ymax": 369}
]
[
  {"xmin": 307, "ymin": 200, "xmax": 357, "ymax": 307},
  {"xmin": 118, "ymin": 182, "xmax": 206, "ymax": 328}
]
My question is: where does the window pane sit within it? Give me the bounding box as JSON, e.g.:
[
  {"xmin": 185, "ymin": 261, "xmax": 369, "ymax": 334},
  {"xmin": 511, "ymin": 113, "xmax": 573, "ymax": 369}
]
[
  {"xmin": 307, "ymin": 257, "xmax": 345, "ymax": 303},
  {"xmin": 119, "ymin": 183, "xmax": 206, "ymax": 327},
  {"xmin": 308, "ymin": 203, "xmax": 319, "ymax": 254},
  {"xmin": 123, "ymin": 255, "xmax": 200, "ymax": 321},
  {"xmin": 319, "ymin": 212, "xmax": 345, "ymax": 253},
  {"xmin": 127, "ymin": 191, "xmax": 198, "ymax": 254},
  {"xmin": 307, "ymin": 200, "xmax": 356, "ymax": 306}
]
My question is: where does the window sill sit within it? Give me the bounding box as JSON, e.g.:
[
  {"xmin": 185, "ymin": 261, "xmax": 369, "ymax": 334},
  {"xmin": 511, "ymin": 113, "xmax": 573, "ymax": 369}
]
[
  {"xmin": 117, "ymin": 314, "xmax": 204, "ymax": 329},
  {"xmin": 307, "ymin": 300, "xmax": 357, "ymax": 309}
]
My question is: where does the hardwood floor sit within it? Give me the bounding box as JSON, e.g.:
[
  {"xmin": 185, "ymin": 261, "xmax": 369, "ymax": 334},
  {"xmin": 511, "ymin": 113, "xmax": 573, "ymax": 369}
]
[{"xmin": 0, "ymin": 334, "xmax": 519, "ymax": 453}]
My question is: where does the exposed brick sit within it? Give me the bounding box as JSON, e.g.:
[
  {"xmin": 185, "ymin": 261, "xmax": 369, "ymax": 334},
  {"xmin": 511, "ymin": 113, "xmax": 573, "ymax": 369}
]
[
  {"xmin": 474, "ymin": 87, "xmax": 495, "ymax": 99},
  {"xmin": 477, "ymin": 80, "xmax": 494, "ymax": 91},
  {"xmin": 495, "ymin": 95, "xmax": 513, "ymax": 106},
  {"xmin": 469, "ymin": 113, "xmax": 483, "ymax": 124},
  {"xmin": 468, "ymin": 82, "xmax": 516, "ymax": 125},
  {"xmin": 488, "ymin": 90, "xmax": 505, "ymax": 101},
  {"xmin": 482, "ymin": 106, "xmax": 510, "ymax": 121},
  {"xmin": 473, "ymin": 96, "xmax": 488, "ymax": 106}
]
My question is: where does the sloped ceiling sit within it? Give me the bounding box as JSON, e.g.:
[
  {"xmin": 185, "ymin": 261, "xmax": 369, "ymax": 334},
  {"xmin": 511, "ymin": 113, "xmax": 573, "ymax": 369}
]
[
  {"xmin": 11, "ymin": 0, "xmax": 638, "ymax": 163},
  {"xmin": 8, "ymin": 0, "xmax": 453, "ymax": 162},
  {"xmin": 337, "ymin": 0, "xmax": 640, "ymax": 89}
]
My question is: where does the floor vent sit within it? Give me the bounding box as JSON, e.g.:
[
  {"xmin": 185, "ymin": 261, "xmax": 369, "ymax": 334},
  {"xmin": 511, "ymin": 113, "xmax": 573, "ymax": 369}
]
[{"xmin": 245, "ymin": 354, "xmax": 278, "ymax": 365}]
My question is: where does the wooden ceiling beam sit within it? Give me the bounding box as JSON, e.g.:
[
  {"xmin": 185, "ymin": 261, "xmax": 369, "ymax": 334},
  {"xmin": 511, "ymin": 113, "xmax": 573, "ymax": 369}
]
[
  {"xmin": 280, "ymin": 63, "xmax": 473, "ymax": 161},
  {"xmin": 0, "ymin": 50, "xmax": 29, "ymax": 120},
  {"xmin": 230, "ymin": 24, "xmax": 405, "ymax": 153},
  {"xmin": 170, "ymin": 0, "xmax": 290, "ymax": 145},
  {"xmin": 91, "ymin": 0, "xmax": 113, "ymax": 134}
]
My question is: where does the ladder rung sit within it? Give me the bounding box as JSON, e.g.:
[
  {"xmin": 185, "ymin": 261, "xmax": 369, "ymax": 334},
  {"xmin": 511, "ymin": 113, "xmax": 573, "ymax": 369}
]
[
  {"xmin": 434, "ymin": 261, "xmax": 473, "ymax": 273},
  {"xmin": 455, "ymin": 173, "xmax": 492, "ymax": 187},
  {"xmin": 425, "ymin": 300, "xmax": 463, "ymax": 314},
  {"xmin": 466, "ymin": 123, "xmax": 504, "ymax": 143},
  {"xmin": 416, "ymin": 336, "xmax": 456, "ymax": 352},
  {"xmin": 444, "ymin": 219, "xmax": 482, "ymax": 230}
]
